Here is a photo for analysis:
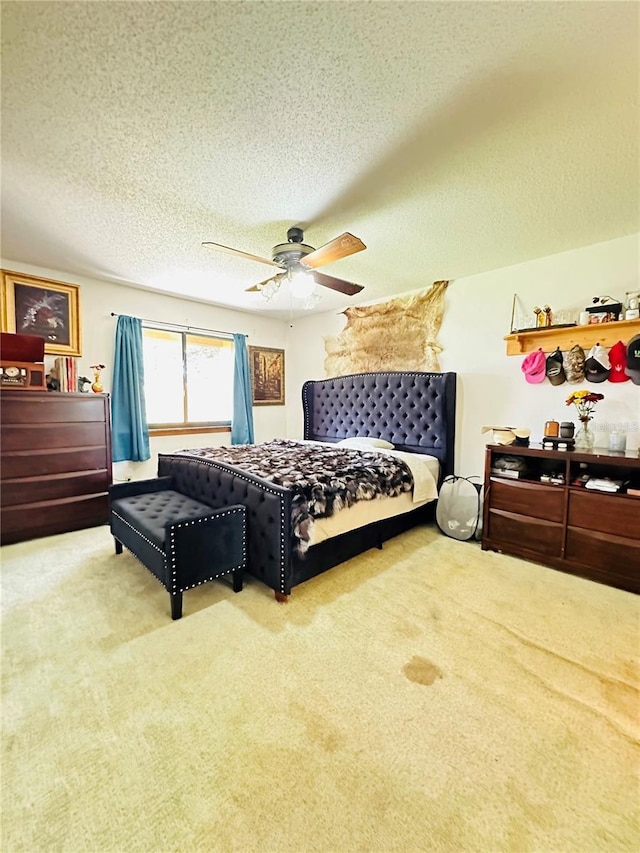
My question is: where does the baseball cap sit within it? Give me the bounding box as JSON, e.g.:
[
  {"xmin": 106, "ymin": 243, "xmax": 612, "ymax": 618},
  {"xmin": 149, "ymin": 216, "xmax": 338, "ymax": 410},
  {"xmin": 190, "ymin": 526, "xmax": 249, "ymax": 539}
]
[
  {"xmin": 584, "ymin": 343, "xmax": 611, "ymax": 383},
  {"xmin": 625, "ymin": 334, "xmax": 640, "ymax": 385},
  {"xmin": 521, "ymin": 348, "xmax": 546, "ymax": 383},
  {"xmin": 608, "ymin": 340, "xmax": 629, "ymax": 383},
  {"xmin": 563, "ymin": 344, "xmax": 585, "ymax": 383},
  {"xmin": 545, "ymin": 347, "xmax": 566, "ymax": 386}
]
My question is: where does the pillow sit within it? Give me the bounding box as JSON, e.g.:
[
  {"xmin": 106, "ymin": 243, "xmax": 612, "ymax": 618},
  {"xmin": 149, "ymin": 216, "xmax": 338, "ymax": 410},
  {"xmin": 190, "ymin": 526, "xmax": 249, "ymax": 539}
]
[{"xmin": 337, "ymin": 436, "xmax": 394, "ymax": 450}]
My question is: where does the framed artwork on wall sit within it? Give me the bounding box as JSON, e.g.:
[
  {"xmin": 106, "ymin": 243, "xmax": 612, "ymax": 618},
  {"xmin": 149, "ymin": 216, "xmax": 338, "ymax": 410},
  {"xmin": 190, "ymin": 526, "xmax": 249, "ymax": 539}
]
[
  {"xmin": 248, "ymin": 345, "xmax": 285, "ymax": 405},
  {"xmin": 1, "ymin": 270, "xmax": 81, "ymax": 356}
]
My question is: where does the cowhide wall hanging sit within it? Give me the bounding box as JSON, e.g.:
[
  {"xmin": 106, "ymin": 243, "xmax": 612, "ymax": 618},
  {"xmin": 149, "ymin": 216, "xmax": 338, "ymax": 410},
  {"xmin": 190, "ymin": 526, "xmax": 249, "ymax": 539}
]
[{"xmin": 324, "ymin": 280, "xmax": 449, "ymax": 377}]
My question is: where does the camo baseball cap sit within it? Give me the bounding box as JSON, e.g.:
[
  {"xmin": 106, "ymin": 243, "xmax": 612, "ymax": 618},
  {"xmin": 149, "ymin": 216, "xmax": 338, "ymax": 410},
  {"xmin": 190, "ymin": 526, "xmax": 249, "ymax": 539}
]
[{"xmin": 563, "ymin": 344, "xmax": 585, "ymax": 383}]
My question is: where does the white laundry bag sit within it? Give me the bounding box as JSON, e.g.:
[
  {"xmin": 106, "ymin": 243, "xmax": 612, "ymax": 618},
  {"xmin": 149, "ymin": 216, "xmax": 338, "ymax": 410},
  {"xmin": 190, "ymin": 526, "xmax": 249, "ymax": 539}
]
[{"xmin": 435, "ymin": 475, "xmax": 484, "ymax": 542}]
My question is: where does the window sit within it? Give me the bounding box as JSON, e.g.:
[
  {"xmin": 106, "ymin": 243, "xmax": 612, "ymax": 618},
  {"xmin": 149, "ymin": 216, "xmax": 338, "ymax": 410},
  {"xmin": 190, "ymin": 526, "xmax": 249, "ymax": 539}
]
[{"xmin": 142, "ymin": 326, "xmax": 234, "ymax": 428}]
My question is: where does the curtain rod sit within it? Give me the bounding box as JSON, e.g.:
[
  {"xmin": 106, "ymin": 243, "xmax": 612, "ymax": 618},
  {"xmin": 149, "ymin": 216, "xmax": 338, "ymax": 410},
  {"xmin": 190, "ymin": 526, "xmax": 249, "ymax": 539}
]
[{"xmin": 110, "ymin": 313, "xmax": 247, "ymax": 338}]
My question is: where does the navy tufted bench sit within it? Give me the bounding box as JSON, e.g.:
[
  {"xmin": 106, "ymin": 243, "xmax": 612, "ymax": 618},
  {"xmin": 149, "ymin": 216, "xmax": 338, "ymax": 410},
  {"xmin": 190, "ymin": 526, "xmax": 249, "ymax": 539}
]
[{"xmin": 109, "ymin": 477, "xmax": 246, "ymax": 619}]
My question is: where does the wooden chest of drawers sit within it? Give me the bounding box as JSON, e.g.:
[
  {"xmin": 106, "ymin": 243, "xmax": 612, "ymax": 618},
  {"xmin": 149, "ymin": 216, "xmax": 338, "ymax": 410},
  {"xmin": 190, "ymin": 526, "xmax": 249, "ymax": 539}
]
[
  {"xmin": 1, "ymin": 391, "xmax": 112, "ymax": 544},
  {"xmin": 482, "ymin": 444, "xmax": 640, "ymax": 594}
]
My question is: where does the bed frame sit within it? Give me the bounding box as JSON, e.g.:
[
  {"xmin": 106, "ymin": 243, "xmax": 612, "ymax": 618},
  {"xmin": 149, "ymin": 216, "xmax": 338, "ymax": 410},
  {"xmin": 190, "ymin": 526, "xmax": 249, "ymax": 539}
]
[{"xmin": 158, "ymin": 371, "xmax": 456, "ymax": 600}]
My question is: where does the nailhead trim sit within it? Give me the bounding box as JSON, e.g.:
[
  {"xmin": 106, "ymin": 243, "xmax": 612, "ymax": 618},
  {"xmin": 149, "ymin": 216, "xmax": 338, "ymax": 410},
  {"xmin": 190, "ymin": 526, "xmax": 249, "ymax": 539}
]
[
  {"xmin": 112, "ymin": 503, "xmax": 247, "ymax": 596},
  {"xmin": 112, "ymin": 510, "xmax": 165, "ymax": 554},
  {"xmin": 160, "ymin": 455, "xmax": 287, "ymax": 594}
]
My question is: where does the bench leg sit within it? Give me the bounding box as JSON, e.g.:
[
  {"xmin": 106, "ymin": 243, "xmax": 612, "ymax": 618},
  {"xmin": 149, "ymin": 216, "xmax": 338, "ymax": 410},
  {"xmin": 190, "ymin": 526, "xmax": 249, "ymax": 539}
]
[
  {"xmin": 114, "ymin": 539, "xmax": 123, "ymax": 555},
  {"xmin": 232, "ymin": 570, "xmax": 243, "ymax": 593},
  {"xmin": 170, "ymin": 592, "xmax": 183, "ymax": 620}
]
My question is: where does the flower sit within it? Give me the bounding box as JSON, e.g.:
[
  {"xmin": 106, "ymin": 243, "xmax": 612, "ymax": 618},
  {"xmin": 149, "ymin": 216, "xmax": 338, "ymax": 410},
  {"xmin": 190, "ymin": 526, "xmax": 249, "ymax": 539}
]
[
  {"xmin": 566, "ymin": 389, "xmax": 604, "ymax": 422},
  {"xmin": 90, "ymin": 364, "xmax": 105, "ymax": 371}
]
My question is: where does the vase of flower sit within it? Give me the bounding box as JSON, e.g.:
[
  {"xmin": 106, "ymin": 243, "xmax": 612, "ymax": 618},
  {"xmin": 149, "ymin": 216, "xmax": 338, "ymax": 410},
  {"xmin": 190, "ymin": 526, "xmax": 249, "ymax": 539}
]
[
  {"xmin": 566, "ymin": 389, "xmax": 604, "ymax": 450},
  {"xmin": 575, "ymin": 417, "xmax": 595, "ymax": 450}
]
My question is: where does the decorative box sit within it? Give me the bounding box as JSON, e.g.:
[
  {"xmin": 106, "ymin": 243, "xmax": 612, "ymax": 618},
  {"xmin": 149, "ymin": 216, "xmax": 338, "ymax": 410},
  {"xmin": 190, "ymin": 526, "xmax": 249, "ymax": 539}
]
[{"xmin": 585, "ymin": 303, "xmax": 622, "ymax": 323}]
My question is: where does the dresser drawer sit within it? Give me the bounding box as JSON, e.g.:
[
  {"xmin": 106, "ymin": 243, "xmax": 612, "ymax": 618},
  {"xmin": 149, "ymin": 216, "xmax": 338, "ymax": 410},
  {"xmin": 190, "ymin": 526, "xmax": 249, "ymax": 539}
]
[
  {"xmin": 488, "ymin": 509, "xmax": 564, "ymax": 557},
  {"xmin": 1, "ymin": 422, "xmax": 108, "ymax": 452},
  {"xmin": 566, "ymin": 527, "xmax": 640, "ymax": 581},
  {"xmin": 568, "ymin": 490, "xmax": 640, "ymax": 542},
  {"xmin": 1, "ymin": 470, "xmax": 110, "ymax": 506},
  {"xmin": 0, "ymin": 493, "xmax": 109, "ymax": 544},
  {"xmin": 1, "ymin": 447, "xmax": 108, "ymax": 479},
  {"xmin": 1, "ymin": 393, "xmax": 108, "ymax": 424},
  {"xmin": 489, "ymin": 478, "xmax": 564, "ymax": 523}
]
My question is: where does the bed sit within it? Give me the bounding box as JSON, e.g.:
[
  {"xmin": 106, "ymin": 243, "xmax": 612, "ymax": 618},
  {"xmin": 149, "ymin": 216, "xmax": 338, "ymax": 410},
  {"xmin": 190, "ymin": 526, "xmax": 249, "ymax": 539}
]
[{"xmin": 157, "ymin": 371, "xmax": 456, "ymax": 600}]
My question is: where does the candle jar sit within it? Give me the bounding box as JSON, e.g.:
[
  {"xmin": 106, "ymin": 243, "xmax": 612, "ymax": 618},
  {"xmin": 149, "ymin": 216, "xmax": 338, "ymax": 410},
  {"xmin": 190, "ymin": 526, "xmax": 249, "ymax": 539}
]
[
  {"xmin": 560, "ymin": 422, "xmax": 575, "ymax": 439},
  {"xmin": 544, "ymin": 420, "xmax": 559, "ymax": 438}
]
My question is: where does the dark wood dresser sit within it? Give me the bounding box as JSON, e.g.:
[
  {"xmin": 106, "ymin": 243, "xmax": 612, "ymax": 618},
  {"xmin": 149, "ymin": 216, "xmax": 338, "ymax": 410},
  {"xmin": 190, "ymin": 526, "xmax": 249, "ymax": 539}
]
[
  {"xmin": 1, "ymin": 391, "xmax": 112, "ymax": 545},
  {"xmin": 482, "ymin": 443, "xmax": 640, "ymax": 594}
]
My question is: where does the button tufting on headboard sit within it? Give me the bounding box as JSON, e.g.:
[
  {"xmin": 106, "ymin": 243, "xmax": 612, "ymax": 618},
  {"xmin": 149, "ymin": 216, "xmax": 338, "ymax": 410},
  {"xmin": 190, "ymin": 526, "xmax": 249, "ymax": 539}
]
[{"xmin": 302, "ymin": 371, "xmax": 456, "ymax": 479}]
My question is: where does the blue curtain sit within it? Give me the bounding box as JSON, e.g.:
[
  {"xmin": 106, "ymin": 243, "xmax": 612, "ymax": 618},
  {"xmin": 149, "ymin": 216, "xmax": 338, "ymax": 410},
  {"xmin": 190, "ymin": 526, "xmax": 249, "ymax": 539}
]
[
  {"xmin": 111, "ymin": 315, "xmax": 151, "ymax": 462},
  {"xmin": 231, "ymin": 333, "xmax": 254, "ymax": 444}
]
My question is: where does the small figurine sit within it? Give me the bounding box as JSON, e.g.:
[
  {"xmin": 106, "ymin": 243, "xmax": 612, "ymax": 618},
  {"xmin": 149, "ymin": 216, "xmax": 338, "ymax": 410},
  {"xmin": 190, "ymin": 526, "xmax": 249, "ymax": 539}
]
[
  {"xmin": 46, "ymin": 372, "xmax": 60, "ymax": 392},
  {"xmin": 78, "ymin": 376, "xmax": 91, "ymax": 393},
  {"xmin": 533, "ymin": 306, "xmax": 544, "ymax": 327},
  {"xmin": 544, "ymin": 305, "xmax": 552, "ymax": 326}
]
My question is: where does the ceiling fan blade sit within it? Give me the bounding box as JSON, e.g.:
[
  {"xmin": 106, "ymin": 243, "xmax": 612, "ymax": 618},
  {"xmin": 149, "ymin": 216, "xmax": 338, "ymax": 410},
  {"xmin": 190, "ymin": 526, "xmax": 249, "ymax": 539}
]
[
  {"xmin": 312, "ymin": 271, "xmax": 364, "ymax": 296},
  {"xmin": 202, "ymin": 241, "xmax": 279, "ymax": 268},
  {"xmin": 300, "ymin": 232, "xmax": 366, "ymax": 269},
  {"xmin": 245, "ymin": 272, "xmax": 286, "ymax": 292}
]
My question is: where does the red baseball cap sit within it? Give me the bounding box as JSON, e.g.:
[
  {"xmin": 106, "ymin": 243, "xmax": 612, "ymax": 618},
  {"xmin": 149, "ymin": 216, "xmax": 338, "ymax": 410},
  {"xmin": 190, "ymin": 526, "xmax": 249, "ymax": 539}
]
[{"xmin": 608, "ymin": 340, "xmax": 629, "ymax": 382}]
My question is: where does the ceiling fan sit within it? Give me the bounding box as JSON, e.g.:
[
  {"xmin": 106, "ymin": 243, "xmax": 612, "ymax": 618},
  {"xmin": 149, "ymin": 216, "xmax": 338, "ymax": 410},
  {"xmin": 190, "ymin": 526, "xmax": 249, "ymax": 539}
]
[{"xmin": 202, "ymin": 227, "xmax": 366, "ymax": 302}]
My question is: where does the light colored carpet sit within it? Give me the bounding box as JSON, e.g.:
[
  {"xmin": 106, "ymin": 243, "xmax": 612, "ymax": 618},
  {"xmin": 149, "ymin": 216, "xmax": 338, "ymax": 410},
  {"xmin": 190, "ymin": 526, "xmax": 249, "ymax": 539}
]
[{"xmin": 1, "ymin": 523, "xmax": 639, "ymax": 853}]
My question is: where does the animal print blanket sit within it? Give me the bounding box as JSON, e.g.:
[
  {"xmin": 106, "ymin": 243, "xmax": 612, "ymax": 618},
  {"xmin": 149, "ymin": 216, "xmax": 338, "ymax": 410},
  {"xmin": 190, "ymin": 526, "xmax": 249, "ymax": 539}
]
[{"xmin": 176, "ymin": 439, "xmax": 413, "ymax": 555}]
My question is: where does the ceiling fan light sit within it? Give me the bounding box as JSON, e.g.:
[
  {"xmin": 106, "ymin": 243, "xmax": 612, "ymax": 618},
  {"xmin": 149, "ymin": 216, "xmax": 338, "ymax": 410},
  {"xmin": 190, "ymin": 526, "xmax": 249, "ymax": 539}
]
[
  {"xmin": 289, "ymin": 270, "xmax": 316, "ymax": 299},
  {"xmin": 302, "ymin": 292, "xmax": 322, "ymax": 310},
  {"xmin": 259, "ymin": 278, "xmax": 281, "ymax": 301}
]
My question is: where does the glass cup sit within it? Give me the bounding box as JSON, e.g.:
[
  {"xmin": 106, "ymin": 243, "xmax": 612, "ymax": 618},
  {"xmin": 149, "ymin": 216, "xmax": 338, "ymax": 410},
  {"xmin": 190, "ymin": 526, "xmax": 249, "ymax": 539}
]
[{"xmin": 608, "ymin": 432, "xmax": 627, "ymax": 452}]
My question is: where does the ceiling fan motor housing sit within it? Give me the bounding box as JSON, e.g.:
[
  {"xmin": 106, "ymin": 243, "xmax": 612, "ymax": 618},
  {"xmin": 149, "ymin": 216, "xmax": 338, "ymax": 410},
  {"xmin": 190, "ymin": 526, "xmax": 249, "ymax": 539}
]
[{"xmin": 271, "ymin": 231, "xmax": 315, "ymax": 267}]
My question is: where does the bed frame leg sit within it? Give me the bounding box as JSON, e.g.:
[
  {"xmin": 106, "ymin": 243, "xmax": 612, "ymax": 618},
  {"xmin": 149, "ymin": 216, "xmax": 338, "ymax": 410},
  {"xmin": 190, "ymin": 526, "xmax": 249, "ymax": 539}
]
[{"xmin": 274, "ymin": 591, "xmax": 290, "ymax": 603}]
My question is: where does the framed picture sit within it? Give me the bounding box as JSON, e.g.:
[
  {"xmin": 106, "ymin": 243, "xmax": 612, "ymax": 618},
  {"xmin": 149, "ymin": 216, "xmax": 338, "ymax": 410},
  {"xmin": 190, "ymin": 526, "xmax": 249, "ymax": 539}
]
[
  {"xmin": 249, "ymin": 345, "xmax": 285, "ymax": 406},
  {"xmin": 1, "ymin": 270, "xmax": 81, "ymax": 356}
]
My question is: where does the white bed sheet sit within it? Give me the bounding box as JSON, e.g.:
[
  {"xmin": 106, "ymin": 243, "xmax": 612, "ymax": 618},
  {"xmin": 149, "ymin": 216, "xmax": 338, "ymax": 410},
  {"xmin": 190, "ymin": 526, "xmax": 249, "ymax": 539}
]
[{"xmin": 304, "ymin": 445, "xmax": 440, "ymax": 546}]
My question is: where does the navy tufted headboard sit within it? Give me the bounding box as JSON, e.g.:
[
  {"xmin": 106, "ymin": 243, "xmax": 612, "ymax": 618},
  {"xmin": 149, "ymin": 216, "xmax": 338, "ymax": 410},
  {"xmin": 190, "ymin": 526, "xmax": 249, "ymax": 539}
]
[{"xmin": 302, "ymin": 371, "xmax": 457, "ymax": 479}]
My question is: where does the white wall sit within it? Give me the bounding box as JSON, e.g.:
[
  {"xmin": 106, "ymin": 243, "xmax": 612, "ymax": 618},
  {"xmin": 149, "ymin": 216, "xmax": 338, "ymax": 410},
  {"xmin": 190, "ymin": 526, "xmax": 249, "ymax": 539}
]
[
  {"xmin": 1, "ymin": 259, "xmax": 289, "ymax": 481},
  {"xmin": 286, "ymin": 234, "xmax": 640, "ymax": 476},
  {"xmin": 4, "ymin": 234, "xmax": 639, "ymax": 482}
]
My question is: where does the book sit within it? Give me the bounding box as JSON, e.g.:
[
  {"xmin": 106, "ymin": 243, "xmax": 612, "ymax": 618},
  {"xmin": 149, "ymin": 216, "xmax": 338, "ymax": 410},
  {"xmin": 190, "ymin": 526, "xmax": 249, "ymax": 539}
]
[{"xmin": 52, "ymin": 356, "xmax": 78, "ymax": 392}]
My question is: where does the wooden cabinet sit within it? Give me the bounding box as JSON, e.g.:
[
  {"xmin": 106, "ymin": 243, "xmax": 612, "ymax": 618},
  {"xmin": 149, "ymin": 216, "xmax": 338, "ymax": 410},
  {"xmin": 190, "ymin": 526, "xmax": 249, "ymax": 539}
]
[
  {"xmin": 0, "ymin": 391, "xmax": 112, "ymax": 544},
  {"xmin": 482, "ymin": 444, "xmax": 640, "ymax": 594}
]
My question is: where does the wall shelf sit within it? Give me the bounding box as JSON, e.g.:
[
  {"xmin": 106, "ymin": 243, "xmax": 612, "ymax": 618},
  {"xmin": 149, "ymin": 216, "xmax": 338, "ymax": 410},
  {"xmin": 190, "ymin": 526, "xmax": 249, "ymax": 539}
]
[{"xmin": 504, "ymin": 319, "xmax": 640, "ymax": 355}]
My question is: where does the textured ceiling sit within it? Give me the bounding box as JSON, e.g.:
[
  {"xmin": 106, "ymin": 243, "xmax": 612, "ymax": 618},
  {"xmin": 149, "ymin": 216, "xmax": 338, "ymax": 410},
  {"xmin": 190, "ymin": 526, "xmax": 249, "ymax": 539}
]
[{"xmin": 1, "ymin": 1, "xmax": 639, "ymax": 320}]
